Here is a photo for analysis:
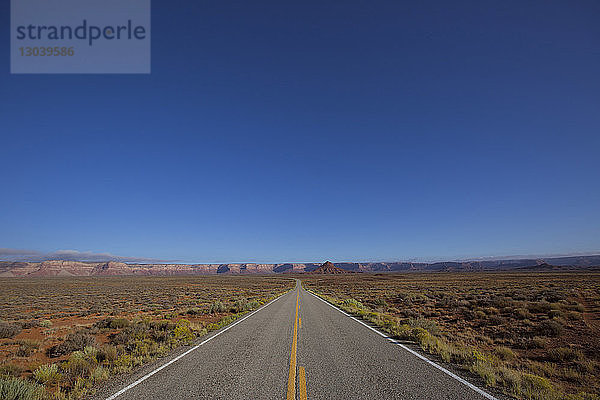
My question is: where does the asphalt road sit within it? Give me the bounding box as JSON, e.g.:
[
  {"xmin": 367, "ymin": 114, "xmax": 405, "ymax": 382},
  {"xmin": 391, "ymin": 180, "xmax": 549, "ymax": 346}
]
[{"xmin": 99, "ymin": 280, "xmax": 497, "ymax": 400}]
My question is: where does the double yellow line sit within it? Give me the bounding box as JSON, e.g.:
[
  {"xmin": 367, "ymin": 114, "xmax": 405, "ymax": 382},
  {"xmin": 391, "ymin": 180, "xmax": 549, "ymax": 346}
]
[{"xmin": 287, "ymin": 289, "xmax": 307, "ymax": 400}]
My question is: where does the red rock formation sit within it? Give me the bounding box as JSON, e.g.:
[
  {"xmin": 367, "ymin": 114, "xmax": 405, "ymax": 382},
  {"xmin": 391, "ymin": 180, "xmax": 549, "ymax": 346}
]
[{"xmin": 311, "ymin": 261, "xmax": 349, "ymax": 274}]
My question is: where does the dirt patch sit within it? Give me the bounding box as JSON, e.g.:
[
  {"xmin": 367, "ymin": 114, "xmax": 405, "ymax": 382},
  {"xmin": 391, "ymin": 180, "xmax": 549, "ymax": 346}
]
[{"xmin": 579, "ymin": 293, "xmax": 600, "ymax": 334}]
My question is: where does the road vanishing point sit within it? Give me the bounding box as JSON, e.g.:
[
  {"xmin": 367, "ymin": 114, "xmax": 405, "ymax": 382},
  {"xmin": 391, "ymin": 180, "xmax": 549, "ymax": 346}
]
[{"xmin": 100, "ymin": 281, "xmax": 498, "ymax": 400}]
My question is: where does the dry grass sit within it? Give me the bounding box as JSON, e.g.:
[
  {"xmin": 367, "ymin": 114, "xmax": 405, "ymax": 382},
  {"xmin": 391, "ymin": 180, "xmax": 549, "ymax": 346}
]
[
  {"xmin": 302, "ymin": 272, "xmax": 600, "ymax": 400},
  {"xmin": 0, "ymin": 275, "xmax": 294, "ymax": 399}
]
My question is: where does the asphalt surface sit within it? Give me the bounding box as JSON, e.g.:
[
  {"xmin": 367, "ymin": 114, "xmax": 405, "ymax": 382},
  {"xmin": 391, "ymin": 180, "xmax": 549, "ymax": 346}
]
[{"xmin": 98, "ymin": 280, "xmax": 496, "ymax": 400}]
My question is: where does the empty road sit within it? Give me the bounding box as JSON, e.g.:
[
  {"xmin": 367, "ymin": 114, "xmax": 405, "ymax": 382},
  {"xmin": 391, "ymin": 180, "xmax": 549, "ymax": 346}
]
[{"xmin": 98, "ymin": 281, "xmax": 497, "ymax": 400}]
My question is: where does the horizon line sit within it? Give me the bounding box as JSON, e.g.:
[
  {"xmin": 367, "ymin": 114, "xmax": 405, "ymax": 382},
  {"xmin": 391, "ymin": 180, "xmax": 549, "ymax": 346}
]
[{"xmin": 2, "ymin": 251, "xmax": 599, "ymax": 265}]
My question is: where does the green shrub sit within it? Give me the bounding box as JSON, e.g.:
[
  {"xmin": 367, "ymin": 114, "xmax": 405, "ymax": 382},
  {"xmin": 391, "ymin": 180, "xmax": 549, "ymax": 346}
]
[
  {"xmin": 132, "ymin": 339, "xmax": 156, "ymax": 358},
  {"xmin": 69, "ymin": 376, "xmax": 91, "ymax": 399},
  {"xmin": 234, "ymin": 298, "xmax": 261, "ymax": 312},
  {"xmin": 375, "ymin": 313, "xmax": 397, "ymax": 332},
  {"xmin": 342, "ymin": 298, "xmax": 364, "ymax": 310},
  {"xmin": 410, "ymin": 327, "xmax": 429, "ymax": 342},
  {"xmin": 150, "ymin": 320, "xmax": 175, "ymax": 331},
  {"xmin": 470, "ymin": 350, "xmax": 497, "ymax": 386},
  {"xmin": 62, "ymin": 352, "xmax": 94, "ymax": 382},
  {"xmin": 372, "ymin": 297, "xmax": 388, "ymax": 307},
  {"xmin": 548, "ymin": 347, "xmax": 583, "ymax": 362},
  {"xmin": 90, "ymin": 366, "xmax": 109, "ymax": 383},
  {"xmin": 448, "ymin": 344, "xmax": 474, "ymax": 365},
  {"xmin": 498, "ymin": 365, "xmax": 521, "ymax": 394},
  {"xmin": 536, "ymin": 320, "xmax": 563, "ymax": 337},
  {"xmin": 521, "ymin": 373, "xmax": 556, "ymax": 400},
  {"xmin": 112, "ymin": 354, "xmax": 133, "ymax": 374},
  {"xmin": 246, "ymin": 300, "xmax": 260, "ymax": 310},
  {"xmin": 0, "ymin": 377, "xmax": 45, "ymax": 400},
  {"xmin": 232, "ymin": 299, "xmax": 248, "ymax": 313},
  {"xmin": 173, "ymin": 319, "xmax": 194, "ymax": 342},
  {"xmin": 186, "ymin": 307, "xmax": 201, "ymax": 315},
  {"xmin": 95, "ymin": 317, "xmax": 130, "ymax": 329},
  {"xmin": 108, "ymin": 330, "xmax": 133, "ymax": 346},
  {"xmin": 209, "ymin": 301, "xmax": 226, "ymax": 314},
  {"xmin": 190, "ymin": 323, "xmax": 207, "ymax": 337},
  {"xmin": 96, "ymin": 344, "xmax": 118, "ymax": 363},
  {"xmin": 150, "ymin": 328, "xmax": 170, "ymax": 343},
  {"xmin": 33, "ymin": 364, "xmax": 61, "ymax": 385},
  {"xmin": 47, "ymin": 331, "xmax": 96, "ymax": 357},
  {"xmin": 110, "ymin": 318, "xmax": 130, "ymax": 329},
  {"xmin": 407, "ymin": 318, "xmax": 440, "ymax": 335},
  {"xmin": 417, "ymin": 332, "xmax": 453, "ymax": 363},
  {"xmin": 365, "ymin": 312, "xmax": 380, "ymax": 323},
  {"xmin": 495, "ymin": 346, "xmax": 516, "ymax": 361},
  {"xmin": 392, "ymin": 323, "xmax": 412, "ymax": 339}
]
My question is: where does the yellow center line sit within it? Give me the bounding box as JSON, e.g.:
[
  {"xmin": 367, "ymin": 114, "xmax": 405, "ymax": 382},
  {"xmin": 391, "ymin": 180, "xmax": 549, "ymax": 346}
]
[
  {"xmin": 298, "ymin": 366, "xmax": 307, "ymax": 400},
  {"xmin": 287, "ymin": 290, "xmax": 300, "ymax": 400}
]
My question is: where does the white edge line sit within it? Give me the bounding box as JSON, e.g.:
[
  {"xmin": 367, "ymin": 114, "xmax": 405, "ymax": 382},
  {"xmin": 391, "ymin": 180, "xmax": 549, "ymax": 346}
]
[
  {"xmin": 105, "ymin": 290, "xmax": 291, "ymax": 400},
  {"xmin": 305, "ymin": 289, "xmax": 498, "ymax": 400}
]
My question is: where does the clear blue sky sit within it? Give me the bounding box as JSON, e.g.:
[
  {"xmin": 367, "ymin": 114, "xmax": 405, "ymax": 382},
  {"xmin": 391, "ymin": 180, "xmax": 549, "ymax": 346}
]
[{"xmin": 1, "ymin": 1, "xmax": 599, "ymax": 263}]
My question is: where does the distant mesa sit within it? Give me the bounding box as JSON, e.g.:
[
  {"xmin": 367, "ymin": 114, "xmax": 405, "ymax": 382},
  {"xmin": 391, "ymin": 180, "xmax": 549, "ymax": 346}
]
[
  {"xmin": 217, "ymin": 264, "xmax": 231, "ymax": 274},
  {"xmin": 516, "ymin": 262, "xmax": 581, "ymax": 272},
  {"xmin": 0, "ymin": 255, "xmax": 599, "ymax": 277},
  {"xmin": 311, "ymin": 261, "xmax": 350, "ymax": 274}
]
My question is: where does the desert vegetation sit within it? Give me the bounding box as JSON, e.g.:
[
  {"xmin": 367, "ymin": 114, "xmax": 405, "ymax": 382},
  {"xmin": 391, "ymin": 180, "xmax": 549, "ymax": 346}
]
[
  {"xmin": 302, "ymin": 272, "xmax": 600, "ymax": 400},
  {"xmin": 0, "ymin": 275, "xmax": 293, "ymax": 399}
]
